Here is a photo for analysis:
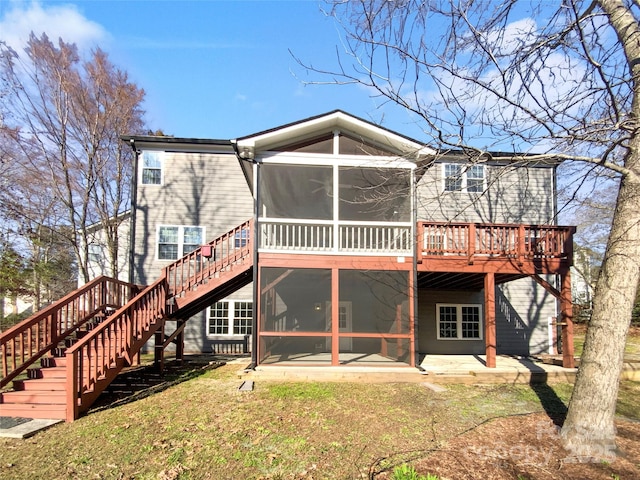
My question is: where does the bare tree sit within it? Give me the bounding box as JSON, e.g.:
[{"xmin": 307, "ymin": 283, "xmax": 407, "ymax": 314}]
[
  {"xmin": 0, "ymin": 34, "xmax": 146, "ymax": 283},
  {"xmin": 308, "ymin": 0, "xmax": 640, "ymax": 457}
]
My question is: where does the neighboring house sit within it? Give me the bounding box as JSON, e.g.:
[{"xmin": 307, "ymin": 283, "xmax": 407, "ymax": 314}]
[
  {"xmin": 119, "ymin": 110, "xmax": 575, "ymax": 368},
  {"xmin": 81, "ymin": 210, "xmax": 132, "ymax": 284}
]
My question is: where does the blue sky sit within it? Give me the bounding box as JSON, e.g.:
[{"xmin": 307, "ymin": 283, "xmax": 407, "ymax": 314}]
[{"xmin": 0, "ymin": 0, "xmax": 427, "ymax": 140}]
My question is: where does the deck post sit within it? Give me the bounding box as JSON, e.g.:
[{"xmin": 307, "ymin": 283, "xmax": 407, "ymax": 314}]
[
  {"xmin": 331, "ymin": 268, "xmax": 339, "ymax": 366},
  {"xmin": 560, "ymin": 271, "xmax": 575, "ymax": 368},
  {"xmin": 154, "ymin": 324, "xmax": 165, "ymax": 373},
  {"xmin": 484, "ymin": 272, "xmax": 496, "ymax": 368},
  {"xmin": 176, "ymin": 319, "xmax": 185, "ymax": 365}
]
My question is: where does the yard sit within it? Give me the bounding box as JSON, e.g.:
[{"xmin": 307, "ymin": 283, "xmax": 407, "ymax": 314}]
[{"xmin": 0, "ymin": 329, "xmax": 639, "ymax": 480}]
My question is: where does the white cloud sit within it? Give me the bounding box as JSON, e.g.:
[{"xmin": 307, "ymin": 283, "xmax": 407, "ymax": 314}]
[{"xmin": 0, "ymin": 1, "xmax": 108, "ymax": 51}]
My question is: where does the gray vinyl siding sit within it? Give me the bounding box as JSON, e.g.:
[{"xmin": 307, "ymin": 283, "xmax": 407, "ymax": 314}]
[
  {"xmin": 133, "ymin": 150, "xmax": 253, "ymax": 284},
  {"xmin": 416, "ymin": 162, "xmax": 556, "ymax": 224},
  {"xmin": 133, "ymin": 149, "xmax": 254, "ymax": 353},
  {"xmin": 416, "ymin": 162, "xmax": 557, "ymax": 356},
  {"xmin": 417, "ymin": 289, "xmax": 486, "ymax": 355},
  {"xmin": 417, "ymin": 279, "xmax": 555, "ymax": 356},
  {"xmin": 496, "ymin": 277, "xmax": 555, "ymax": 355}
]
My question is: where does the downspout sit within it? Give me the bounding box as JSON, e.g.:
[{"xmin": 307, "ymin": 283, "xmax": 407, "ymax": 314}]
[
  {"xmin": 127, "ymin": 139, "xmax": 140, "ymax": 287},
  {"xmin": 232, "ymin": 140, "xmax": 259, "ymax": 369},
  {"xmin": 412, "ymin": 165, "xmax": 421, "ymax": 370}
]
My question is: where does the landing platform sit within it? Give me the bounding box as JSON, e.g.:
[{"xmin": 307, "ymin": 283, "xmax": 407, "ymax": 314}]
[
  {"xmin": 0, "ymin": 417, "xmax": 62, "ymax": 439},
  {"xmin": 239, "ymin": 354, "xmax": 580, "ymax": 384}
]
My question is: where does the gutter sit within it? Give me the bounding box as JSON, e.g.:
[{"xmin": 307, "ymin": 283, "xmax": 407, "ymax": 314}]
[
  {"xmin": 231, "ymin": 140, "xmax": 259, "ymax": 370},
  {"xmin": 127, "ymin": 138, "xmax": 139, "ymax": 286}
]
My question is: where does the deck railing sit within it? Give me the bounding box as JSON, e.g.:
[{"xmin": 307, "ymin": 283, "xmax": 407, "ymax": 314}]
[
  {"xmin": 418, "ymin": 222, "xmax": 575, "ymax": 263},
  {"xmin": 0, "ymin": 276, "xmax": 135, "ymax": 388},
  {"xmin": 65, "ymin": 277, "xmax": 167, "ymax": 422},
  {"xmin": 165, "ymin": 219, "xmax": 253, "ymax": 298},
  {"xmin": 260, "ymin": 220, "xmax": 413, "ymax": 255}
]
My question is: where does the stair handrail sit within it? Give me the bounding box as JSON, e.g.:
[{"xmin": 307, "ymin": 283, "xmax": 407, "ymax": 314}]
[
  {"xmin": 65, "ymin": 277, "xmax": 168, "ymax": 421},
  {"xmin": 165, "ymin": 218, "xmax": 253, "ymax": 299},
  {"xmin": 0, "ymin": 276, "xmax": 137, "ymax": 388}
]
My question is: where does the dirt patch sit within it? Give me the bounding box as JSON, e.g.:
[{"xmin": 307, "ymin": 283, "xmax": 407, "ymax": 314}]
[{"xmin": 390, "ymin": 413, "xmax": 640, "ymax": 480}]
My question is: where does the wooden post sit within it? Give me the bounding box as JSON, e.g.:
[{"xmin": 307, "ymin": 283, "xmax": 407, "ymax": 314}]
[
  {"xmin": 484, "ymin": 272, "xmax": 496, "ymax": 368},
  {"xmin": 154, "ymin": 324, "xmax": 165, "ymax": 373},
  {"xmin": 331, "ymin": 268, "xmax": 339, "ymax": 366},
  {"xmin": 468, "ymin": 223, "xmax": 476, "ymax": 265},
  {"xmin": 561, "ymin": 271, "xmax": 575, "ymax": 368},
  {"xmin": 176, "ymin": 320, "xmax": 185, "ymax": 365}
]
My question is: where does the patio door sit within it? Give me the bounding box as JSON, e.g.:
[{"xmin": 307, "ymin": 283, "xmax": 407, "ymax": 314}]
[{"xmin": 325, "ymin": 301, "xmax": 353, "ymax": 352}]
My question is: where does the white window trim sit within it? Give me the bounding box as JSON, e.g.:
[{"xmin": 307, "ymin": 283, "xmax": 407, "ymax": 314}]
[
  {"xmin": 140, "ymin": 150, "xmax": 165, "ymax": 186},
  {"xmin": 442, "ymin": 163, "xmax": 485, "ymax": 193},
  {"xmin": 436, "ymin": 303, "xmax": 483, "ymax": 340},
  {"xmin": 156, "ymin": 225, "xmax": 205, "ymax": 261},
  {"xmin": 207, "ymin": 299, "xmax": 253, "ymax": 337}
]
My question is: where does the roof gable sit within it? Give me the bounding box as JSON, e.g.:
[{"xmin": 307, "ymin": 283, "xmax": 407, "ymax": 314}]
[{"xmin": 234, "ymin": 110, "xmax": 435, "ymax": 159}]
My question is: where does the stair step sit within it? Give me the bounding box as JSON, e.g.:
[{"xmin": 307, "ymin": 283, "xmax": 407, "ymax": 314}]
[
  {"xmin": 13, "ymin": 378, "xmax": 66, "ymax": 391},
  {"xmin": 1, "ymin": 390, "xmax": 66, "ymax": 404},
  {"xmin": 28, "ymin": 366, "xmax": 67, "ymax": 379},
  {"xmin": 41, "ymin": 356, "xmax": 67, "ymax": 368},
  {"xmin": 0, "ymin": 402, "xmax": 66, "ymax": 420}
]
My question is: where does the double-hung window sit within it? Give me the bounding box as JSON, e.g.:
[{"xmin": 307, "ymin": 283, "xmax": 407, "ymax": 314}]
[
  {"xmin": 157, "ymin": 225, "xmax": 204, "ymax": 260},
  {"xmin": 436, "ymin": 304, "xmax": 482, "ymax": 340},
  {"xmin": 141, "ymin": 151, "xmax": 163, "ymax": 185},
  {"xmin": 443, "ymin": 163, "xmax": 485, "ymax": 192},
  {"xmin": 208, "ymin": 300, "xmax": 253, "ymax": 336}
]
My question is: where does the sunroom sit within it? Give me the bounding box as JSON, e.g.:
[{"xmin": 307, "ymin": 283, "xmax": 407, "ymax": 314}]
[{"xmin": 236, "ymin": 111, "xmax": 430, "ymax": 367}]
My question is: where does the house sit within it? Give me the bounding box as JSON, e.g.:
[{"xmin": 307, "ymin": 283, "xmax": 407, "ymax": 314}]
[
  {"xmin": 0, "ymin": 110, "xmax": 576, "ymax": 421},
  {"xmin": 122, "ymin": 110, "xmax": 575, "ymax": 369}
]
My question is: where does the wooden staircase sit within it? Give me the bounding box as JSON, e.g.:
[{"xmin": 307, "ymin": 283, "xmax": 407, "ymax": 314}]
[{"xmin": 0, "ymin": 220, "xmax": 253, "ymax": 421}]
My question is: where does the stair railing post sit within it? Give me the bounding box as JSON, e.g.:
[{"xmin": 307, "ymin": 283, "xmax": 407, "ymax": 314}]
[{"xmin": 66, "ymin": 349, "xmax": 79, "ymax": 422}]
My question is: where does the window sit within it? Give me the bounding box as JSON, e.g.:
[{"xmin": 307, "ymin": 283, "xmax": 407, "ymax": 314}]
[
  {"xmin": 88, "ymin": 244, "xmax": 102, "ymax": 263},
  {"xmin": 141, "ymin": 151, "xmax": 163, "ymax": 185},
  {"xmin": 436, "ymin": 304, "xmax": 482, "ymax": 340},
  {"xmin": 208, "ymin": 300, "xmax": 253, "ymax": 336},
  {"xmin": 157, "ymin": 225, "xmax": 204, "ymax": 260},
  {"xmin": 235, "ymin": 229, "xmax": 249, "ymax": 248},
  {"xmin": 443, "ymin": 163, "xmax": 485, "ymax": 192}
]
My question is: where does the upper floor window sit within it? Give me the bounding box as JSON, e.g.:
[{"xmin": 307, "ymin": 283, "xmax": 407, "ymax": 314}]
[
  {"xmin": 443, "ymin": 163, "xmax": 485, "ymax": 193},
  {"xmin": 157, "ymin": 225, "xmax": 204, "ymax": 260},
  {"xmin": 141, "ymin": 151, "xmax": 164, "ymax": 185}
]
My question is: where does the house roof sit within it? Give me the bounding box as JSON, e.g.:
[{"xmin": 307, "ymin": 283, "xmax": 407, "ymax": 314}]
[{"xmin": 120, "ymin": 135, "xmax": 233, "ymax": 154}]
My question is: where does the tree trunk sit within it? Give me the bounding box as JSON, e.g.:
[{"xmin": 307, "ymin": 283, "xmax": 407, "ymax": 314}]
[{"xmin": 561, "ymin": 147, "xmax": 640, "ymax": 458}]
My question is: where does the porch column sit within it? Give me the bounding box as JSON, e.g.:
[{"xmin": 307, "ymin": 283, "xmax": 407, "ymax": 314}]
[
  {"xmin": 331, "ymin": 268, "xmax": 339, "ymax": 366},
  {"xmin": 560, "ymin": 271, "xmax": 575, "ymax": 368},
  {"xmin": 484, "ymin": 272, "xmax": 496, "ymax": 368}
]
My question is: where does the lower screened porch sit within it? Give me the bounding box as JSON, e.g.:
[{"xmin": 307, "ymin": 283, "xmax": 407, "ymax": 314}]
[{"xmin": 251, "ymin": 221, "xmax": 575, "ymax": 369}]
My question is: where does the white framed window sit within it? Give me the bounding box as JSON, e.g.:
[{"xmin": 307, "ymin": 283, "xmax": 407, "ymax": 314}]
[
  {"xmin": 443, "ymin": 163, "xmax": 485, "ymax": 192},
  {"xmin": 157, "ymin": 225, "xmax": 204, "ymax": 260},
  {"xmin": 436, "ymin": 303, "xmax": 483, "ymax": 340},
  {"xmin": 141, "ymin": 151, "xmax": 164, "ymax": 185},
  {"xmin": 207, "ymin": 300, "xmax": 253, "ymax": 336}
]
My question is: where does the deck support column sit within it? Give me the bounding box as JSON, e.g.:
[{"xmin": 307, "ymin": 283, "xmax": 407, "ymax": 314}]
[
  {"xmin": 331, "ymin": 268, "xmax": 339, "ymax": 366},
  {"xmin": 176, "ymin": 319, "xmax": 185, "ymax": 366},
  {"xmin": 484, "ymin": 272, "xmax": 496, "ymax": 368},
  {"xmin": 560, "ymin": 271, "xmax": 575, "ymax": 368},
  {"xmin": 154, "ymin": 323, "xmax": 165, "ymax": 373}
]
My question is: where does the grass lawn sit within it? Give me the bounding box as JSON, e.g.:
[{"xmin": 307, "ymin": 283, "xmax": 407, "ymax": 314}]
[
  {"xmin": 1, "ymin": 326, "xmax": 639, "ymax": 479},
  {"xmin": 0, "ymin": 355, "xmax": 639, "ymax": 480}
]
